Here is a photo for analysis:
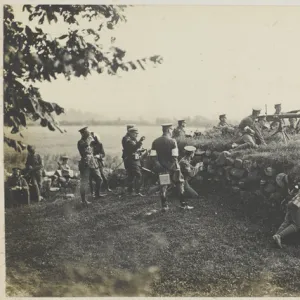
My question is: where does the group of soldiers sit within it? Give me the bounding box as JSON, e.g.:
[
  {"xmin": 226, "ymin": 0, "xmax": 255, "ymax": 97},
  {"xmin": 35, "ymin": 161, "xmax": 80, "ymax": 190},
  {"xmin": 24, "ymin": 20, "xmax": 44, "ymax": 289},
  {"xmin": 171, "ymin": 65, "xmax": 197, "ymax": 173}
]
[
  {"xmin": 77, "ymin": 124, "xmax": 200, "ymax": 210},
  {"xmin": 5, "ymin": 105, "xmax": 300, "ymax": 248},
  {"xmin": 214, "ymin": 103, "xmax": 300, "ymax": 150}
]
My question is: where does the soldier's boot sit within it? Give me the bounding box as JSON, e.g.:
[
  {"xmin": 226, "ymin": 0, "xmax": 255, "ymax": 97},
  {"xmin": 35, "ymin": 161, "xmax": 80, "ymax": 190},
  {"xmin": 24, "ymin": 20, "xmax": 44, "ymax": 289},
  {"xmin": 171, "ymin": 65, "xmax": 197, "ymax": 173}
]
[
  {"xmin": 179, "ymin": 194, "xmax": 194, "ymax": 210},
  {"xmin": 273, "ymin": 224, "xmax": 297, "ymax": 248},
  {"xmin": 161, "ymin": 194, "xmax": 169, "ymax": 212},
  {"xmin": 80, "ymin": 192, "xmax": 91, "ymax": 207},
  {"xmin": 95, "ymin": 181, "xmax": 106, "ymax": 198},
  {"xmin": 272, "ymin": 234, "xmax": 282, "ymax": 248}
]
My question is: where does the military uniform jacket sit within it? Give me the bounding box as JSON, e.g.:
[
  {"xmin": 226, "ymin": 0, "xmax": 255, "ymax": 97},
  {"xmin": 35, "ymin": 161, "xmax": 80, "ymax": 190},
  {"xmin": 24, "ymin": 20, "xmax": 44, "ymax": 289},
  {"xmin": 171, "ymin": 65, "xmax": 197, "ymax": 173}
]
[
  {"xmin": 218, "ymin": 121, "xmax": 229, "ymax": 128},
  {"xmin": 91, "ymin": 138, "xmax": 106, "ymax": 167},
  {"xmin": 77, "ymin": 136, "xmax": 98, "ymax": 169},
  {"xmin": 239, "ymin": 115, "xmax": 266, "ymax": 144},
  {"xmin": 122, "ymin": 135, "xmax": 143, "ymax": 164},
  {"xmin": 25, "ymin": 153, "xmax": 43, "ymax": 172},
  {"xmin": 271, "ymin": 111, "xmax": 286, "ymax": 127},
  {"xmin": 172, "ymin": 127, "xmax": 186, "ymax": 139},
  {"xmin": 6, "ymin": 175, "xmax": 29, "ymax": 190},
  {"xmin": 151, "ymin": 135, "xmax": 179, "ymax": 171},
  {"xmin": 180, "ymin": 157, "xmax": 198, "ymax": 181}
]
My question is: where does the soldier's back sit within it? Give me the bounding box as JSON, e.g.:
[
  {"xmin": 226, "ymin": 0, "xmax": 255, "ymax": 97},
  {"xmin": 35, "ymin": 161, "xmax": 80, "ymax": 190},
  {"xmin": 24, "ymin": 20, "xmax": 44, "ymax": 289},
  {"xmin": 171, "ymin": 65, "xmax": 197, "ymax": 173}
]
[
  {"xmin": 152, "ymin": 135, "xmax": 176, "ymax": 165},
  {"xmin": 239, "ymin": 115, "xmax": 253, "ymax": 130}
]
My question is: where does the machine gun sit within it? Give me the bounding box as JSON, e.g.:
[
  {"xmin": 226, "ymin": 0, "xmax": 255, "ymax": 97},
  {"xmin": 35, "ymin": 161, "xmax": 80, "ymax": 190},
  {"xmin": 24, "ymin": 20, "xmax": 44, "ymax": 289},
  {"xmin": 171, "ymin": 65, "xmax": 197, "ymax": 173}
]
[{"xmin": 261, "ymin": 113, "xmax": 300, "ymax": 144}]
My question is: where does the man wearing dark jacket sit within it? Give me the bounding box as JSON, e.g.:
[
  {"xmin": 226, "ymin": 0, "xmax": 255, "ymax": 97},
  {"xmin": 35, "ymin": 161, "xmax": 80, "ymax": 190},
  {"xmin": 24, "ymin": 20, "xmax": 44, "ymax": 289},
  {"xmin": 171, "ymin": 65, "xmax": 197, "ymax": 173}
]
[
  {"xmin": 122, "ymin": 127, "xmax": 145, "ymax": 196},
  {"xmin": 25, "ymin": 145, "xmax": 44, "ymax": 202}
]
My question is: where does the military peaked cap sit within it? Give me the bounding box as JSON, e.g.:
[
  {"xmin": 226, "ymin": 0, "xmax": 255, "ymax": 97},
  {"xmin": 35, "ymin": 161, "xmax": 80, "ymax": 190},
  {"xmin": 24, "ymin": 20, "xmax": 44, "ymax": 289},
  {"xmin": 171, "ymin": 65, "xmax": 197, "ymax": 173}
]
[
  {"xmin": 79, "ymin": 126, "xmax": 89, "ymax": 133},
  {"xmin": 184, "ymin": 145, "xmax": 196, "ymax": 152}
]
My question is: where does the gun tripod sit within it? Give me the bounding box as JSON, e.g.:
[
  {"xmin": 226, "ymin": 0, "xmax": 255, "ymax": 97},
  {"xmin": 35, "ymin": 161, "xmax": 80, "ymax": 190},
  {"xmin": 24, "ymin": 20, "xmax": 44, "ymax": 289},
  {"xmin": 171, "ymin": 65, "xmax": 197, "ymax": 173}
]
[{"xmin": 270, "ymin": 122, "xmax": 290, "ymax": 145}]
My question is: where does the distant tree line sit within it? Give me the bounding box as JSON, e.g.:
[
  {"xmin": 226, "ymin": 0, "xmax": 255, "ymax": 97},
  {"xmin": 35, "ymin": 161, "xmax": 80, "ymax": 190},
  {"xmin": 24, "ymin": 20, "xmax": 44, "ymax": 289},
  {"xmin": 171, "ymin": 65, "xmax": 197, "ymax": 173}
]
[{"xmin": 26, "ymin": 115, "xmax": 214, "ymax": 127}]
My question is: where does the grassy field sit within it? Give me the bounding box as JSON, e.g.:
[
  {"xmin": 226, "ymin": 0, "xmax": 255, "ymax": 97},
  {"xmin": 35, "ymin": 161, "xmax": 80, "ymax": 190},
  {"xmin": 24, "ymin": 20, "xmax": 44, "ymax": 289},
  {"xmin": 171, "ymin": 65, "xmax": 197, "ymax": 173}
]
[
  {"xmin": 4, "ymin": 129, "xmax": 300, "ymax": 296},
  {"xmin": 5, "ymin": 187, "xmax": 300, "ymax": 297}
]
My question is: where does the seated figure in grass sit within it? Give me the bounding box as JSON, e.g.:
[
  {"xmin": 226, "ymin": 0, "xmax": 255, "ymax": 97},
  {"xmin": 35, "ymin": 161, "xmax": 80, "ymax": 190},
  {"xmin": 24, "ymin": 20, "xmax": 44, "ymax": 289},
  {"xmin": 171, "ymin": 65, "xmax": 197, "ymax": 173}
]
[
  {"xmin": 232, "ymin": 108, "xmax": 267, "ymax": 151},
  {"xmin": 273, "ymin": 186, "xmax": 300, "ymax": 249},
  {"xmin": 54, "ymin": 156, "xmax": 74, "ymax": 186},
  {"xmin": 6, "ymin": 167, "xmax": 30, "ymax": 207}
]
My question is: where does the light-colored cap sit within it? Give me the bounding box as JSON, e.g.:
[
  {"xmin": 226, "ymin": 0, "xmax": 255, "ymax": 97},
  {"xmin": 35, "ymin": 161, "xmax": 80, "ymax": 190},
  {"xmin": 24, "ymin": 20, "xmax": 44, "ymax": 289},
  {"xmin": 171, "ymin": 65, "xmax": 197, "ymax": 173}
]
[
  {"xmin": 61, "ymin": 155, "xmax": 69, "ymax": 160},
  {"xmin": 161, "ymin": 123, "xmax": 173, "ymax": 129},
  {"xmin": 274, "ymin": 103, "xmax": 281, "ymax": 108},
  {"xmin": 184, "ymin": 145, "xmax": 196, "ymax": 152},
  {"xmin": 252, "ymin": 107, "xmax": 261, "ymax": 112},
  {"xmin": 128, "ymin": 127, "xmax": 138, "ymax": 133},
  {"xmin": 79, "ymin": 126, "xmax": 88, "ymax": 133}
]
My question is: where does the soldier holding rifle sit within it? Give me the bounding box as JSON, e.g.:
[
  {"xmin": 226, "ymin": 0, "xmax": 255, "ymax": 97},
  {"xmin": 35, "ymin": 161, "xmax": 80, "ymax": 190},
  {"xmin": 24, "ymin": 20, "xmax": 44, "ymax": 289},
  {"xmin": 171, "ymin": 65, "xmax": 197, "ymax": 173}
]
[{"xmin": 122, "ymin": 127, "xmax": 145, "ymax": 196}]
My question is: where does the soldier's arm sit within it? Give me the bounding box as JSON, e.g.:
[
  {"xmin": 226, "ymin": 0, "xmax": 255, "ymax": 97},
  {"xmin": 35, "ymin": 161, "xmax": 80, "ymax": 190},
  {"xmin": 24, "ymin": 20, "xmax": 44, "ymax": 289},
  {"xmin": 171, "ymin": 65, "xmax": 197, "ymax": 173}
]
[
  {"xmin": 99, "ymin": 143, "xmax": 105, "ymax": 158},
  {"xmin": 35, "ymin": 155, "xmax": 43, "ymax": 170},
  {"xmin": 77, "ymin": 141, "xmax": 84, "ymax": 157},
  {"xmin": 171, "ymin": 139, "xmax": 180, "ymax": 167},
  {"xmin": 39, "ymin": 155, "xmax": 44, "ymax": 168},
  {"xmin": 181, "ymin": 161, "xmax": 198, "ymax": 178},
  {"xmin": 21, "ymin": 178, "xmax": 29, "ymax": 190},
  {"xmin": 25, "ymin": 155, "xmax": 30, "ymax": 168},
  {"xmin": 6, "ymin": 178, "xmax": 13, "ymax": 189},
  {"xmin": 126, "ymin": 138, "xmax": 143, "ymax": 152}
]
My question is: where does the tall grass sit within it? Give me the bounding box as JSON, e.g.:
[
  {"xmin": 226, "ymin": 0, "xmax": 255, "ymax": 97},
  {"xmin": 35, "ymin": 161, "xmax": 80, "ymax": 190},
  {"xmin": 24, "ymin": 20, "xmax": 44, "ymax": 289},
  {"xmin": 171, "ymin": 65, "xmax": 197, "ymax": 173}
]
[{"xmin": 4, "ymin": 150, "xmax": 123, "ymax": 173}]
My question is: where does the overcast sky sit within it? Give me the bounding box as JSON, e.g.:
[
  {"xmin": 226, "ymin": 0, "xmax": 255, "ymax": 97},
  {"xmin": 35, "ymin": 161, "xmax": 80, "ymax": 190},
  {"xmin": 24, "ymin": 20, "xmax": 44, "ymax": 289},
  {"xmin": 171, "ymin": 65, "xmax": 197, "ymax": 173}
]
[{"xmin": 13, "ymin": 5, "xmax": 300, "ymax": 121}]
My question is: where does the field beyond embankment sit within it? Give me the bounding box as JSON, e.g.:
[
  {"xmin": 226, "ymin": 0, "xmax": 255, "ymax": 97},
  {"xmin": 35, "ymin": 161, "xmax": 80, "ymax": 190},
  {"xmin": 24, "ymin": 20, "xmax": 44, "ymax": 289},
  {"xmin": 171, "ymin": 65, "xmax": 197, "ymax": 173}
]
[{"xmin": 5, "ymin": 189, "xmax": 300, "ymax": 297}]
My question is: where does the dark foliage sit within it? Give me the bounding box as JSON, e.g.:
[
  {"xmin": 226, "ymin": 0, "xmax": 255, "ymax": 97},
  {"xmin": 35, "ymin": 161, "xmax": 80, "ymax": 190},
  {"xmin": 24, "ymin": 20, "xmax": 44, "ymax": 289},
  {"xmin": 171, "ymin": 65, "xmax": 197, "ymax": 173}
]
[{"xmin": 4, "ymin": 5, "xmax": 163, "ymax": 149}]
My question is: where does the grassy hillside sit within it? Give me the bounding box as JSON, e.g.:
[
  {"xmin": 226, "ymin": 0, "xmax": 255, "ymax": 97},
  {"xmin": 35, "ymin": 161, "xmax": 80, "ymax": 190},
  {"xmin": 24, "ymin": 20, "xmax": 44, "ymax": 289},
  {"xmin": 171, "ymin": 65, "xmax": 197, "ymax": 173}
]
[{"xmin": 5, "ymin": 190, "xmax": 300, "ymax": 297}]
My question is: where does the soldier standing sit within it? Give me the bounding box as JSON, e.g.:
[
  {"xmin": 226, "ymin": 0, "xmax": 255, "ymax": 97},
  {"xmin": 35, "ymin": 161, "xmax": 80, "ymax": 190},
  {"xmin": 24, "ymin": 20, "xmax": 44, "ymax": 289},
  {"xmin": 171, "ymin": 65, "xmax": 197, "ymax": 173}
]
[
  {"xmin": 6, "ymin": 167, "xmax": 30, "ymax": 207},
  {"xmin": 179, "ymin": 146, "xmax": 202, "ymax": 198},
  {"xmin": 233, "ymin": 108, "xmax": 266, "ymax": 150},
  {"xmin": 25, "ymin": 145, "xmax": 44, "ymax": 202},
  {"xmin": 77, "ymin": 126, "xmax": 104, "ymax": 206},
  {"xmin": 151, "ymin": 123, "xmax": 193, "ymax": 211},
  {"xmin": 90, "ymin": 132, "xmax": 112, "ymax": 193},
  {"xmin": 122, "ymin": 124, "xmax": 136, "ymax": 145},
  {"xmin": 122, "ymin": 127, "xmax": 145, "ymax": 196},
  {"xmin": 172, "ymin": 120, "xmax": 187, "ymax": 138}
]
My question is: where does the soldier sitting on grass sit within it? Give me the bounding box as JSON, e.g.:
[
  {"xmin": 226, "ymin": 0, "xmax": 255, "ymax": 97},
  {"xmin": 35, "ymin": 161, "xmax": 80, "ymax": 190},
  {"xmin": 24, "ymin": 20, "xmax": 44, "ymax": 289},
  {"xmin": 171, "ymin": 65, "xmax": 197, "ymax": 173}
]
[
  {"xmin": 54, "ymin": 156, "xmax": 73, "ymax": 187},
  {"xmin": 273, "ymin": 176, "xmax": 300, "ymax": 249},
  {"xmin": 6, "ymin": 167, "xmax": 30, "ymax": 207}
]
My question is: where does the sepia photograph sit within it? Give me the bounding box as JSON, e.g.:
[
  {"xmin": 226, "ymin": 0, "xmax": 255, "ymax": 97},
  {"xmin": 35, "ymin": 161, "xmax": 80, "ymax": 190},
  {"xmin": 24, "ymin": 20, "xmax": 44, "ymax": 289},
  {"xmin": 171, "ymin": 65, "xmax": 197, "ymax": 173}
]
[{"xmin": 2, "ymin": 2, "xmax": 300, "ymax": 297}]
